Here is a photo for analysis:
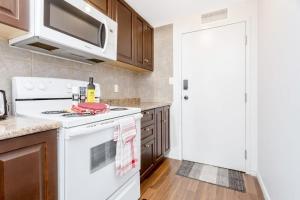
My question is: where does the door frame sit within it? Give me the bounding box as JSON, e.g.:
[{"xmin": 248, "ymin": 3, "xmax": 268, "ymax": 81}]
[
  {"xmin": 170, "ymin": 18, "xmax": 256, "ymax": 175},
  {"xmin": 181, "ymin": 22, "xmax": 247, "ymax": 171}
]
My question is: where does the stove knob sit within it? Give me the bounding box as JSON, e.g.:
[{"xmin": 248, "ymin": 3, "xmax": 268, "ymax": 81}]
[
  {"xmin": 38, "ymin": 84, "xmax": 46, "ymax": 91},
  {"xmin": 24, "ymin": 82, "xmax": 34, "ymax": 90},
  {"xmin": 67, "ymin": 83, "xmax": 72, "ymax": 89}
]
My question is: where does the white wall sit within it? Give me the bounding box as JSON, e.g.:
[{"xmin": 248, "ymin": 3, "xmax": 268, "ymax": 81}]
[
  {"xmin": 257, "ymin": 0, "xmax": 300, "ymax": 199},
  {"xmin": 170, "ymin": 0, "xmax": 258, "ymax": 174}
]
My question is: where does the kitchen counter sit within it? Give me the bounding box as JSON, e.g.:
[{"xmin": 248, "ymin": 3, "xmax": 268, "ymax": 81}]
[
  {"xmin": 0, "ymin": 117, "xmax": 61, "ymax": 141},
  {"xmin": 138, "ymin": 102, "xmax": 172, "ymax": 111}
]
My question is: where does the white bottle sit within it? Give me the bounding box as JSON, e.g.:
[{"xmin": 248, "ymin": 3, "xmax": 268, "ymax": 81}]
[
  {"xmin": 95, "ymin": 85, "xmax": 101, "ymax": 103},
  {"xmin": 72, "ymin": 86, "xmax": 80, "ymax": 106}
]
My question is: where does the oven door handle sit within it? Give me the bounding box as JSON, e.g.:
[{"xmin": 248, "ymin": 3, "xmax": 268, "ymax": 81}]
[{"xmin": 65, "ymin": 113, "xmax": 143, "ymax": 140}]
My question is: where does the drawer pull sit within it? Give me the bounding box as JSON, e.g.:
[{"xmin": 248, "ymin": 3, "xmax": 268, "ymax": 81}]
[
  {"xmin": 146, "ymin": 111, "xmax": 150, "ymax": 114},
  {"xmin": 146, "ymin": 128, "xmax": 150, "ymax": 131},
  {"xmin": 145, "ymin": 144, "xmax": 151, "ymax": 148}
]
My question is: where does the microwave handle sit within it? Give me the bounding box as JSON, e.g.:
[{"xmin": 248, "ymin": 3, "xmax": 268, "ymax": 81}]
[
  {"xmin": 98, "ymin": 23, "xmax": 108, "ymax": 49},
  {"xmin": 65, "ymin": 113, "xmax": 143, "ymax": 140}
]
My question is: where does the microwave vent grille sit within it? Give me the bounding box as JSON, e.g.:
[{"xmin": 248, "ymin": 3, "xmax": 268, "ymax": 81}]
[
  {"xmin": 27, "ymin": 42, "xmax": 59, "ymax": 51},
  {"xmin": 201, "ymin": 9, "xmax": 228, "ymax": 24},
  {"xmin": 87, "ymin": 58, "xmax": 104, "ymax": 63}
]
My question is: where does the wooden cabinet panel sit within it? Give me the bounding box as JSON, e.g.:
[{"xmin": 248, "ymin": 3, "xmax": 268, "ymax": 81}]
[
  {"xmin": 111, "ymin": 0, "xmax": 154, "ymax": 71},
  {"xmin": 135, "ymin": 16, "xmax": 144, "ymax": 67},
  {"xmin": 163, "ymin": 106, "xmax": 170, "ymax": 153},
  {"xmin": 85, "ymin": 0, "xmax": 113, "ymax": 17},
  {"xmin": 140, "ymin": 136, "xmax": 155, "ymax": 180},
  {"xmin": 141, "ymin": 109, "xmax": 155, "ymax": 128},
  {"xmin": 143, "ymin": 24, "xmax": 153, "ymax": 70},
  {"xmin": 141, "ymin": 124, "xmax": 155, "ymax": 140},
  {"xmin": 155, "ymin": 107, "xmax": 164, "ymax": 164},
  {"xmin": 0, "ymin": 0, "xmax": 29, "ymax": 31},
  {"xmin": 115, "ymin": 0, "xmax": 135, "ymax": 64},
  {"xmin": 140, "ymin": 106, "xmax": 170, "ymax": 182},
  {"xmin": 0, "ymin": 130, "xmax": 57, "ymax": 200}
]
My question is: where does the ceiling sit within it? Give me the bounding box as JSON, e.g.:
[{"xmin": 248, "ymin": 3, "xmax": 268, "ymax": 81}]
[{"xmin": 125, "ymin": 0, "xmax": 248, "ymax": 27}]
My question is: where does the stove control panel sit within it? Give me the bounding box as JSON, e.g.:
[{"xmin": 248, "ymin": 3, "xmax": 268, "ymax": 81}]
[{"xmin": 12, "ymin": 77, "xmax": 100, "ymax": 100}]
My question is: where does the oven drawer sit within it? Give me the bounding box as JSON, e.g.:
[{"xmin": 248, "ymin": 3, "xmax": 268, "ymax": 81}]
[
  {"xmin": 141, "ymin": 109, "xmax": 155, "ymax": 127},
  {"xmin": 141, "ymin": 124, "xmax": 155, "ymax": 140}
]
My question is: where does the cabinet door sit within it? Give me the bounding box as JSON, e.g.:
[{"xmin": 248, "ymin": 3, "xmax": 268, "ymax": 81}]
[
  {"xmin": 163, "ymin": 106, "xmax": 170, "ymax": 153},
  {"xmin": 143, "ymin": 24, "xmax": 154, "ymax": 70},
  {"xmin": 140, "ymin": 136, "xmax": 155, "ymax": 180},
  {"xmin": 85, "ymin": 0, "xmax": 112, "ymax": 18},
  {"xmin": 0, "ymin": 130, "xmax": 57, "ymax": 200},
  {"xmin": 135, "ymin": 16, "xmax": 144, "ymax": 67},
  {"xmin": 155, "ymin": 107, "xmax": 164, "ymax": 164},
  {"xmin": 0, "ymin": 0, "xmax": 29, "ymax": 31},
  {"xmin": 115, "ymin": 0, "xmax": 135, "ymax": 64}
]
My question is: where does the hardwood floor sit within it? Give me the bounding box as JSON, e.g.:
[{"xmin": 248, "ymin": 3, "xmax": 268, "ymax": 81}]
[{"xmin": 141, "ymin": 159, "xmax": 264, "ymax": 200}]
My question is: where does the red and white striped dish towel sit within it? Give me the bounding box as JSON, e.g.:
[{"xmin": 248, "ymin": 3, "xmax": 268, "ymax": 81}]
[{"xmin": 113, "ymin": 117, "xmax": 138, "ymax": 176}]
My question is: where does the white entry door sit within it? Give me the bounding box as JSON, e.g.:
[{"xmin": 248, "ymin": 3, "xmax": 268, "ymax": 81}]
[{"xmin": 182, "ymin": 22, "xmax": 246, "ymax": 172}]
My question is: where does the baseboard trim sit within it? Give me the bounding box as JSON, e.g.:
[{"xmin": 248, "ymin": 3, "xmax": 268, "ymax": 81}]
[{"xmin": 256, "ymin": 172, "xmax": 271, "ymax": 200}]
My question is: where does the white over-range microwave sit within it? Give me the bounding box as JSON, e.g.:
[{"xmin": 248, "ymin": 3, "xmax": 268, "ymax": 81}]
[{"xmin": 10, "ymin": 0, "xmax": 117, "ymax": 64}]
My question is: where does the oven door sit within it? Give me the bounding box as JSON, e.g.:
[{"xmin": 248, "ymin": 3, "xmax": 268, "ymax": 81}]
[
  {"xmin": 64, "ymin": 115, "xmax": 141, "ymax": 200},
  {"xmin": 44, "ymin": 0, "xmax": 107, "ymax": 49}
]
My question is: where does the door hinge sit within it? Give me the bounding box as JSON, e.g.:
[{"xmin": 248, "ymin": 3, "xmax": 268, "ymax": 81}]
[
  {"xmin": 245, "ymin": 93, "xmax": 248, "ymax": 103},
  {"xmin": 245, "ymin": 35, "xmax": 248, "ymax": 46},
  {"xmin": 244, "ymin": 150, "xmax": 248, "ymax": 160}
]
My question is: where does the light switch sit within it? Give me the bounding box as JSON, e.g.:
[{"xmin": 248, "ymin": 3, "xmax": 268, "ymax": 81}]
[{"xmin": 169, "ymin": 77, "xmax": 174, "ymax": 85}]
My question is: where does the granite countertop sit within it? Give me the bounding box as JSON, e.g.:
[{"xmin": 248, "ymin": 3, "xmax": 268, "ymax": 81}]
[
  {"xmin": 138, "ymin": 102, "xmax": 172, "ymax": 111},
  {"xmin": 0, "ymin": 117, "xmax": 61, "ymax": 141}
]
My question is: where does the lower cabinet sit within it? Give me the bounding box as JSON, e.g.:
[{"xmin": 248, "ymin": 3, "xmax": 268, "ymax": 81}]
[
  {"xmin": 0, "ymin": 130, "xmax": 58, "ymax": 200},
  {"xmin": 140, "ymin": 106, "xmax": 170, "ymax": 181},
  {"xmin": 140, "ymin": 136, "xmax": 155, "ymax": 179}
]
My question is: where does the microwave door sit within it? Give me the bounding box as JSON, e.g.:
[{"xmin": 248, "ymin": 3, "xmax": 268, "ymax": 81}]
[{"xmin": 44, "ymin": 0, "xmax": 104, "ymax": 48}]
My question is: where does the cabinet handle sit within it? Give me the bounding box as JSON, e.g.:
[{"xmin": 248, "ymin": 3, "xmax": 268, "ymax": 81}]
[
  {"xmin": 146, "ymin": 111, "xmax": 150, "ymax": 115},
  {"xmin": 144, "ymin": 58, "xmax": 149, "ymax": 63},
  {"xmin": 146, "ymin": 128, "xmax": 150, "ymax": 131},
  {"xmin": 145, "ymin": 144, "xmax": 151, "ymax": 148}
]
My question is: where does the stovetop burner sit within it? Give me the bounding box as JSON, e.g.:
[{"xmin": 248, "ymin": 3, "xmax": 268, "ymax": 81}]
[
  {"xmin": 62, "ymin": 113, "xmax": 95, "ymax": 118},
  {"xmin": 110, "ymin": 108, "xmax": 128, "ymax": 111},
  {"xmin": 42, "ymin": 110, "xmax": 69, "ymax": 114}
]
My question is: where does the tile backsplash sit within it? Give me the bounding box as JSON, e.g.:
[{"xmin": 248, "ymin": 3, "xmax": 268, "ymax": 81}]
[
  {"xmin": 0, "ymin": 40, "xmax": 138, "ymax": 106},
  {"xmin": 0, "ymin": 24, "xmax": 173, "ymax": 112}
]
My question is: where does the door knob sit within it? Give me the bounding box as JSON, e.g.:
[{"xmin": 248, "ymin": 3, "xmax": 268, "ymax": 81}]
[{"xmin": 184, "ymin": 95, "xmax": 189, "ymax": 100}]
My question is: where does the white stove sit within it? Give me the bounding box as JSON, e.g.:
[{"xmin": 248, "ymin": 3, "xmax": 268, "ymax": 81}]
[{"xmin": 12, "ymin": 77, "xmax": 142, "ymax": 200}]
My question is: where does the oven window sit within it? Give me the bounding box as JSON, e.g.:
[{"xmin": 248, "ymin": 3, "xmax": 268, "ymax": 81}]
[
  {"xmin": 44, "ymin": 0, "xmax": 106, "ymax": 48},
  {"xmin": 90, "ymin": 140, "xmax": 116, "ymax": 173}
]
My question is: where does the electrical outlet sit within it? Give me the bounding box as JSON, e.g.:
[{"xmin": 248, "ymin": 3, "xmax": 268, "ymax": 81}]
[{"xmin": 114, "ymin": 84, "xmax": 119, "ymax": 93}]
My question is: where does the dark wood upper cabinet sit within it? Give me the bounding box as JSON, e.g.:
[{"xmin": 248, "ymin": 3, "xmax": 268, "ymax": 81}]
[
  {"xmin": 142, "ymin": 23, "xmax": 154, "ymax": 71},
  {"xmin": 135, "ymin": 16, "xmax": 144, "ymax": 67},
  {"xmin": 114, "ymin": 0, "xmax": 135, "ymax": 65},
  {"xmin": 0, "ymin": 130, "xmax": 58, "ymax": 200},
  {"xmin": 110, "ymin": 0, "xmax": 154, "ymax": 71},
  {"xmin": 0, "ymin": 0, "xmax": 29, "ymax": 31},
  {"xmin": 85, "ymin": 0, "xmax": 113, "ymax": 18}
]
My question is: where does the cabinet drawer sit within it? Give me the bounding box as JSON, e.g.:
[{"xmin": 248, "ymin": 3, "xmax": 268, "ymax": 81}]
[
  {"xmin": 141, "ymin": 109, "xmax": 155, "ymax": 127},
  {"xmin": 141, "ymin": 124, "xmax": 155, "ymax": 140},
  {"xmin": 140, "ymin": 135, "xmax": 155, "ymax": 179}
]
